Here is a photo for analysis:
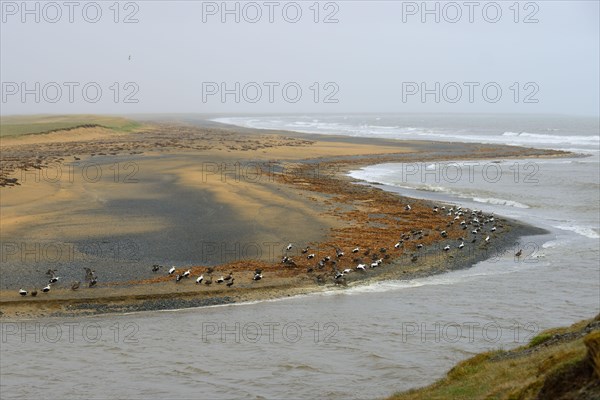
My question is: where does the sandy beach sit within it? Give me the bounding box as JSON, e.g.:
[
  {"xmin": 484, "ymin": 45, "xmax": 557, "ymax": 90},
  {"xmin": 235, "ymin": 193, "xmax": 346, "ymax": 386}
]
[{"xmin": 0, "ymin": 118, "xmax": 566, "ymax": 319}]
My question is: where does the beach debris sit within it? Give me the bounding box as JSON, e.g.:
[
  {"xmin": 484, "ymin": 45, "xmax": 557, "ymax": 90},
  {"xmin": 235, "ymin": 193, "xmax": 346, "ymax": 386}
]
[
  {"xmin": 71, "ymin": 281, "xmax": 80, "ymax": 290},
  {"xmin": 31, "ymin": 290, "xmax": 37, "ymax": 297},
  {"xmin": 206, "ymin": 267, "xmax": 215, "ymax": 274},
  {"xmin": 19, "ymin": 288, "xmax": 27, "ymax": 296},
  {"xmin": 42, "ymin": 284, "xmax": 51, "ymax": 293},
  {"xmin": 204, "ymin": 276, "xmax": 213, "ymax": 285},
  {"xmin": 196, "ymin": 275, "xmax": 204, "ymax": 284},
  {"xmin": 46, "ymin": 269, "xmax": 57, "ymax": 277},
  {"xmin": 411, "ymin": 255, "xmax": 418, "ymax": 262}
]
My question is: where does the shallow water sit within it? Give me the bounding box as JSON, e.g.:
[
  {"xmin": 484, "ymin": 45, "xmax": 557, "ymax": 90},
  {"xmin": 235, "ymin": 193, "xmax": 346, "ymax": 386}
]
[{"xmin": 2, "ymin": 114, "xmax": 599, "ymax": 399}]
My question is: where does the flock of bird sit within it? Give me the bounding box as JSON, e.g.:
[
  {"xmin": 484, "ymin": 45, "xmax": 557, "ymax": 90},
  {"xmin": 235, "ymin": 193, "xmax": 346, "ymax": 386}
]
[
  {"xmin": 19, "ymin": 268, "xmax": 98, "ymax": 297},
  {"xmin": 19, "ymin": 204, "xmax": 523, "ymax": 296},
  {"xmin": 150, "ymin": 264, "xmax": 264, "ymax": 287}
]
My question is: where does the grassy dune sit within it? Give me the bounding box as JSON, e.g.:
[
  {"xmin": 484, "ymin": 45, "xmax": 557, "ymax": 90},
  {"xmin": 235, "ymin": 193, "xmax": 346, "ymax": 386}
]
[
  {"xmin": 389, "ymin": 315, "xmax": 600, "ymax": 400},
  {"xmin": 0, "ymin": 114, "xmax": 141, "ymax": 137}
]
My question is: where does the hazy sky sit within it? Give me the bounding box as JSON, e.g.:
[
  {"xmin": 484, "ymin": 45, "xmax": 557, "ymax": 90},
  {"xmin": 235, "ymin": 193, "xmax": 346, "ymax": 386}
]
[{"xmin": 1, "ymin": 1, "xmax": 599, "ymax": 116}]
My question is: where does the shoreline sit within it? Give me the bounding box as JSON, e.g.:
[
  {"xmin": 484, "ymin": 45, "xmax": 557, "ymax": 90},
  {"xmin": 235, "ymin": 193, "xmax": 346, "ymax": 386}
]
[{"xmin": 0, "ymin": 119, "xmax": 563, "ymax": 320}]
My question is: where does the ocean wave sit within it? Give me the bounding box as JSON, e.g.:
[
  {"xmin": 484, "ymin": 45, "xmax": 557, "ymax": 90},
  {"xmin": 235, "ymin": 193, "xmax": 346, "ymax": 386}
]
[
  {"xmin": 502, "ymin": 131, "xmax": 600, "ymax": 145},
  {"xmin": 472, "ymin": 197, "xmax": 530, "ymax": 208},
  {"xmin": 553, "ymin": 225, "xmax": 600, "ymax": 239}
]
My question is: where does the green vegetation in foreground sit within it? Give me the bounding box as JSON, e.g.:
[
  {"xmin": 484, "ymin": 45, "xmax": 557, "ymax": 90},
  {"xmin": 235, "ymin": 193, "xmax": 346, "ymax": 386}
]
[
  {"xmin": 388, "ymin": 315, "xmax": 600, "ymax": 400},
  {"xmin": 0, "ymin": 114, "xmax": 141, "ymax": 137}
]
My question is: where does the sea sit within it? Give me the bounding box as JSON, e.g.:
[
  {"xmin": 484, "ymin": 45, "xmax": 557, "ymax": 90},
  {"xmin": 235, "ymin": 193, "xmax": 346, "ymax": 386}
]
[{"xmin": 1, "ymin": 114, "xmax": 598, "ymax": 399}]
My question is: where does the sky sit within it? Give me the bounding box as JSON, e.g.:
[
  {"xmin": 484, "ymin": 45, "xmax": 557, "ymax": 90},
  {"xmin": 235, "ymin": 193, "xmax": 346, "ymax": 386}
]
[{"xmin": 1, "ymin": 0, "xmax": 599, "ymax": 116}]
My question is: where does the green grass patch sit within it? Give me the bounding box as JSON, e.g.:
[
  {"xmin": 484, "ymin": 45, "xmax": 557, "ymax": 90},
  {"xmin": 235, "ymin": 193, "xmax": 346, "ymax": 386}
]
[
  {"xmin": 0, "ymin": 114, "xmax": 141, "ymax": 137},
  {"xmin": 528, "ymin": 333, "xmax": 553, "ymax": 348}
]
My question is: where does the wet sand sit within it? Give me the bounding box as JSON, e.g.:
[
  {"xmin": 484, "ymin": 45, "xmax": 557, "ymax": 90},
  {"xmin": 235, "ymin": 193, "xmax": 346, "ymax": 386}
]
[{"xmin": 0, "ymin": 119, "xmax": 565, "ymax": 319}]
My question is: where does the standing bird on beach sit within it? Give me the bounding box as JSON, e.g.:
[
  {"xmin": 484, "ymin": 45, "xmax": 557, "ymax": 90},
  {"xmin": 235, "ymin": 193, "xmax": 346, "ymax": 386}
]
[
  {"xmin": 175, "ymin": 274, "xmax": 182, "ymax": 283},
  {"xmin": 152, "ymin": 265, "xmax": 161, "ymax": 272},
  {"xmin": 224, "ymin": 272, "xmax": 233, "ymax": 281},
  {"xmin": 286, "ymin": 243, "xmax": 293, "ymax": 251},
  {"xmin": 19, "ymin": 288, "xmax": 27, "ymax": 296},
  {"xmin": 31, "ymin": 290, "xmax": 37, "ymax": 297},
  {"xmin": 182, "ymin": 269, "xmax": 191, "ymax": 278},
  {"xmin": 89, "ymin": 277, "xmax": 97, "ymax": 287},
  {"xmin": 405, "ymin": 205, "xmax": 411, "ymax": 211},
  {"xmin": 84, "ymin": 268, "xmax": 95, "ymax": 282},
  {"xmin": 196, "ymin": 275, "xmax": 204, "ymax": 284},
  {"xmin": 204, "ymin": 276, "xmax": 213, "ymax": 285},
  {"xmin": 226, "ymin": 278, "xmax": 234, "ymax": 287},
  {"xmin": 253, "ymin": 272, "xmax": 263, "ymax": 281},
  {"xmin": 458, "ymin": 242, "xmax": 465, "ymax": 249},
  {"xmin": 515, "ymin": 249, "xmax": 523, "ymax": 257},
  {"xmin": 42, "ymin": 284, "xmax": 51, "ymax": 293},
  {"xmin": 168, "ymin": 266, "xmax": 176, "ymax": 275},
  {"xmin": 49, "ymin": 276, "xmax": 59, "ymax": 284},
  {"xmin": 216, "ymin": 276, "xmax": 225, "ymax": 284}
]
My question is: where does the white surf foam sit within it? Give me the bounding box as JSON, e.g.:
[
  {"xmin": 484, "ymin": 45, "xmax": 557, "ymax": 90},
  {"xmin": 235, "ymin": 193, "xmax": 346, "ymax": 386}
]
[{"xmin": 553, "ymin": 225, "xmax": 600, "ymax": 239}]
